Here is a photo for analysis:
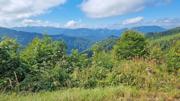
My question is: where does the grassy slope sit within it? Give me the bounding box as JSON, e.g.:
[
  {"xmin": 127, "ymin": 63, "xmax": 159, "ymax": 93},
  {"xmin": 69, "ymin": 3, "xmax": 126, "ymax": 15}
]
[{"xmin": 0, "ymin": 86, "xmax": 179, "ymax": 101}]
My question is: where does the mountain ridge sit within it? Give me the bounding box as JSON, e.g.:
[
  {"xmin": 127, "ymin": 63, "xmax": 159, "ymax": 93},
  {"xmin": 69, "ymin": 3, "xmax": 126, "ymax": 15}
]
[
  {"xmin": 0, "ymin": 26, "xmax": 169, "ymax": 53},
  {"xmin": 0, "ymin": 27, "xmax": 92, "ymax": 53}
]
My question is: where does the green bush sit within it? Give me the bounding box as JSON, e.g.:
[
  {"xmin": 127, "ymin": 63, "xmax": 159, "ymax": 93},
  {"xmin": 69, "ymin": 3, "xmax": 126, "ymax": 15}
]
[
  {"xmin": 0, "ymin": 38, "xmax": 27, "ymax": 91},
  {"xmin": 19, "ymin": 36, "xmax": 69, "ymax": 91},
  {"xmin": 113, "ymin": 30, "xmax": 149, "ymax": 60},
  {"xmin": 67, "ymin": 49, "xmax": 90, "ymax": 73}
]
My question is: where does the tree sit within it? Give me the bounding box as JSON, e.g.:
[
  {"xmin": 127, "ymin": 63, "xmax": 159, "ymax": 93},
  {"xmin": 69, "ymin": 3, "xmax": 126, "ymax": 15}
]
[
  {"xmin": 21, "ymin": 36, "xmax": 67, "ymax": 69},
  {"xmin": 113, "ymin": 30, "xmax": 148, "ymax": 60},
  {"xmin": 20, "ymin": 36, "xmax": 69, "ymax": 91},
  {"xmin": 0, "ymin": 38, "xmax": 27, "ymax": 91},
  {"xmin": 67, "ymin": 49, "xmax": 89, "ymax": 73}
]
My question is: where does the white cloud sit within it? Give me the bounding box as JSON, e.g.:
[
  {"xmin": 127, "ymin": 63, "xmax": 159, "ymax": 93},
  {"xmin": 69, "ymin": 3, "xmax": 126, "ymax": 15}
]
[
  {"xmin": 122, "ymin": 17, "xmax": 144, "ymax": 25},
  {"xmin": 0, "ymin": 0, "xmax": 66, "ymax": 27},
  {"xmin": 65, "ymin": 20, "xmax": 78, "ymax": 28},
  {"xmin": 81, "ymin": 0, "xmax": 171, "ymax": 18},
  {"xmin": 107, "ymin": 17, "xmax": 180, "ymax": 29},
  {"xmin": 64, "ymin": 20, "xmax": 85, "ymax": 28},
  {"xmin": 146, "ymin": 18, "xmax": 180, "ymax": 28}
]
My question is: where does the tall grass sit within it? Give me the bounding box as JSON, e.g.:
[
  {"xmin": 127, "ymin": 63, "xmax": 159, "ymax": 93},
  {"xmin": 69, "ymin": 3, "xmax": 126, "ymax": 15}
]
[
  {"xmin": 0, "ymin": 58, "xmax": 179, "ymax": 101},
  {"xmin": 1, "ymin": 51, "xmax": 179, "ymax": 101},
  {"xmin": 0, "ymin": 86, "xmax": 179, "ymax": 101}
]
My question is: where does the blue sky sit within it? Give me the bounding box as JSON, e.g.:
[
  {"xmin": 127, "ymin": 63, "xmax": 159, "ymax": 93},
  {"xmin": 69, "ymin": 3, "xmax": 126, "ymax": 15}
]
[{"xmin": 0, "ymin": 0, "xmax": 180, "ymax": 29}]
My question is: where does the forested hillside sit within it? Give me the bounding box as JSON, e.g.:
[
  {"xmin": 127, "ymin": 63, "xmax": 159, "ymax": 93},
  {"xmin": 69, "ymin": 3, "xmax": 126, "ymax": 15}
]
[
  {"xmin": 83, "ymin": 27, "xmax": 180, "ymax": 57},
  {"xmin": 0, "ymin": 27, "xmax": 42, "ymax": 45},
  {"xmin": 147, "ymin": 27, "xmax": 180, "ymax": 37},
  {"xmin": 0, "ymin": 30, "xmax": 179, "ymax": 100}
]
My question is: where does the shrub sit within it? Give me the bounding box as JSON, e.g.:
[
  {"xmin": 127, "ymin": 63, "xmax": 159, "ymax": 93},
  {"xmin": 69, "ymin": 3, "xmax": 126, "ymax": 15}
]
[
  {"xmin": 67, "ymin": 49, "xmax": 90, "ymax": 73},
  {"xmin": 113, "ymin": 30, "xmax": 149, "ymax": 60},
  {"xmin": 0, "ymin": 38, "xmax": 27, "ymax": 91},
  {"xmin": 110, "ymin": 59, "xmax": 178, "ymax": 90},
  {"xmin": 19, "ymin": 36, "xmax": 69, "ymax": 91}
]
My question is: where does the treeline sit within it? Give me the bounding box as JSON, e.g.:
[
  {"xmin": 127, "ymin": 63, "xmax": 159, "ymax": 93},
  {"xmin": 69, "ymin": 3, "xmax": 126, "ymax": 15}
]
[{"xmin": 0, "ymin": 31, "xmax": 179, "ymax": 92}]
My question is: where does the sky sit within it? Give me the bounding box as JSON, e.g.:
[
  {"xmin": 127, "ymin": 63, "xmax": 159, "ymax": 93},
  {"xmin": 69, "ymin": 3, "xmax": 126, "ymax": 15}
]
[{"xmin": 0, "ymin": 0, "xmax": 180, "ymax": 29}]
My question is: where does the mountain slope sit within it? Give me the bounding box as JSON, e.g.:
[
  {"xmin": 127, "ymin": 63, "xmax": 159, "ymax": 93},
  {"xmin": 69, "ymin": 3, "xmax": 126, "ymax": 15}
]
[
  {"xmin": 0, "ymin": 27, "xmax": 42, "ymax": 45},
  {"xmin": 0, "ymin": 26, "xmax": 171, "ymax": 53},
  {"xmin": 83, "ymin": 35, "xmax": 118, "ymax": 56},
  {"xmin": 84, "ymin": 27, "xmax": 180, "ymax": 56},
  {"xmin": 13, "ymin": 26, "xmax": 166, "ymax": 41},
  {"xmin": 147, "ymin": 27, "xmax": 180, "ymax": 37},
  {"xmin": 131, "ymin": 26, "xmax": 166, "ymax": 33},
  {"xmin": 0, "ymin": 27, "xmax": 92, "ymax": 53},
  {"xmin": 13, "ymin": 27, "xmax": 122, "ymax": 41}
]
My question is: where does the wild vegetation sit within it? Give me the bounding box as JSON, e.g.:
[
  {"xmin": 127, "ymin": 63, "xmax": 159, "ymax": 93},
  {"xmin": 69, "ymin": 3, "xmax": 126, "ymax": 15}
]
[{"xmin": 0, "ymin": 30, "xmax": 179, "ymax": 100}]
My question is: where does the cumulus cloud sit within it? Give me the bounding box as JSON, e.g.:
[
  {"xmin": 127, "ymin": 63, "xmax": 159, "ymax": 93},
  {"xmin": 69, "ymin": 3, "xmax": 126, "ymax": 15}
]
[
  {"xmin": 81, "ymin": 0, "xmax": 171, "ymax": 18},
  {"xmin": 0, "ymin": 0, "xmax": 66, "ymax": 27},
  {"xmin": 122, "ymin": 17, "xmax": 144, "ymax": 25}
]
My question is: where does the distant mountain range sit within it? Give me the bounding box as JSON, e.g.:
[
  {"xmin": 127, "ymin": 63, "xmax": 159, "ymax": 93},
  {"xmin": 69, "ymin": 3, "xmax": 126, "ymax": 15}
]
[
  {"xmin": 0, "ymin": 27, "xmax": 42, "ymax": 45},
  {"xmin": 0, "ymin": 27, "xmax": 91, "ymax": 53},
  {"xmin": 13, "ymin": 27, "xmax": 122, "ymax": 42},
  {"xmin": 13, "ymin": 25, "xmax": 166, "ymax": 40},
  {"xmin": 131, "ymin": 26, "xmax": 166, "ymax": 33},
  {"xmin": 0, "ymin": 26, "xmax": 167, "ymax": 52}
]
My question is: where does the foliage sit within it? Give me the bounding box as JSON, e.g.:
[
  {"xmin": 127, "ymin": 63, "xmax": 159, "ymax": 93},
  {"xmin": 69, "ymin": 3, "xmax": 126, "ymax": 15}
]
[
  {"xmin": 92, "ymin": 36, "xmax": 118, "ymax": 53},
  {"xmin": 113, "ymin": 30, "xmax": 149, "ymax": 60},
  {"xmin": 67, "ymin": 49, "xmax": 90, "ymax": 73},
  {"xmin": 149, "ymin": 44, "xmax": 165, "ymax": 64},
  {"xmin": 0, "ymin": 30, "xmax": 179, "ymax": 94},
  {"xmin": 167, "ymin": 41, "xmax": 180, "ymax": 72},
  {"xmin": 0, "ymin": 38, "xmax": 27, "ymax": 91},
  {"xmin": 147, "ymin": 27, "xmax": 180, "ymax": 37},
  {"xmin": 21, "ymin": 36, "xmax": 67, "ymax": 68},
  {"xmin": 110, "ymin": 59, "xmax": 179, "ymax": 90},
  {"xmin": 149, "ymin": 33, "xmax": 180, "ymax": 51},
  {"xmin": 19, "ymin": 36, "xmax": 70, "ymax": 91}
]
